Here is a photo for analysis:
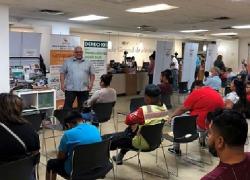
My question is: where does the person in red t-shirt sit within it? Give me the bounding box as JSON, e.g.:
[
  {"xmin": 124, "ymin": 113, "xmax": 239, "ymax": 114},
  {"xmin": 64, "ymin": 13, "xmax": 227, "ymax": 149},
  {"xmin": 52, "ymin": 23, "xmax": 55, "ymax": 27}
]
[
  {"xmin": 246, "ymin": 82, "xmax": 250, "ymax": 103},
  {"xmin": 168, "ymin": 82, "xmax": 224, "ymax": 155},
  {"xmin": 201, "ymin": 109, "xmax": 250, "ymax": 180}
]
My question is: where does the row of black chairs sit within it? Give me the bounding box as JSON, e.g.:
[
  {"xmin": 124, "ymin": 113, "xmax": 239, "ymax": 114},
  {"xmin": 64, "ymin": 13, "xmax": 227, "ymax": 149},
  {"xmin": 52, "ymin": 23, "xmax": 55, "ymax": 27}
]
[{"xmin": 0, "ymin": 114, "xmax": 204, "ymax": 180}]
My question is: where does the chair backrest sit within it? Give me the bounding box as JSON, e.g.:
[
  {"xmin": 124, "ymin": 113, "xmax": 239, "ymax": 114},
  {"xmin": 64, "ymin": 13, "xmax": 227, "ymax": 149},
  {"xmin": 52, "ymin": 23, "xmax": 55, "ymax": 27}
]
[
  {"xmin": 172, "ymin": 115, "xmax": 199, "ymax": 143},
  {"xmin": 130, "ymin": 97, "xmax": 145, "ymax": 112},
  {"xmin": 0, "ymin": 153, "xmax": 39, "ymax": 180},
  {"xmin": 161, "ymin": 94, "xmax": 172, "ymax": 109},
  {"xmin": 71, "ymin": 139, "xmax": 111, "ymax": 178},
  {"xmin": 53, "ymin": 109, "xmax": 74, "ymax": 130},
  {"xmin": 140, "ymin": 121, "xmax": 165, "ymax": 150},
  {"xmin": 22, "ymin": 111, "xmax": 44, "ymax": 132},
  {"xmin": 92, "ymin": 102, "xmax": 115, "ymax": 123}
]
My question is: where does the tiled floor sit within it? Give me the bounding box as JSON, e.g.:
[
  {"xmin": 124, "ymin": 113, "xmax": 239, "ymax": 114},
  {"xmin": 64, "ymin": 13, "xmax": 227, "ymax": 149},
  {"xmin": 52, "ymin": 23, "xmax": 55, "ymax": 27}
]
[{"xmin": 38, "ymin": 94, "xmax": 250, "ymax": 180}]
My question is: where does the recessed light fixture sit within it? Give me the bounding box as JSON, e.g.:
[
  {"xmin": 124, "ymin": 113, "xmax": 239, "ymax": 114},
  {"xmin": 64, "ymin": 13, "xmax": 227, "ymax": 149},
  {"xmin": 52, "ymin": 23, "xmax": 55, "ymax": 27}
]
[
  {"xmin": 69, "ymin": 15, "xmax": 109, "ymax": 21},
  {"xmin": 180, "ymin": 29, "xmax": 209, "ymax": 33},
  {"xmin": 232, "ymin": 25, "xmax": 250, "ymax": 29},
  {"xmin": 126, "ymin": 3, "xmax": 178, "ymax": 13},
  {"xmin": 211, "ymin": 32, "xmax": 238, "ymax": 36}
]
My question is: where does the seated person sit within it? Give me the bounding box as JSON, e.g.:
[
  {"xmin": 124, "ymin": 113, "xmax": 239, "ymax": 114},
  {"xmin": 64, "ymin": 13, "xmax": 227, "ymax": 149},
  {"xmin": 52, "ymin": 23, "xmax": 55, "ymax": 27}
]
[
  {"xmin": 169, "ymin": 84, "xmax": 224, "ymax": 155},
  {"xmin": 201, "ymin": 109, "xmax": 250, "ymax": 180},
  {"xmin": 246, "ymin": 81, "xmax": 250, "ymax": 103},
  {"xmin": 82, "ymin": 74, "xmax": 117, "ymax": 121},
  {"xmin": 204, "ymin": 67, "xmax": 222, "ymax": 91},
  {"xmin": 204, "ymin": 71, "xmax": 210, "ymax": 81},
  {"xmin": 224, "ymin": 78, "xmax": 246, "ymax": 109},
  {"xmin": 103, "ymin": 84, "xmax": 169, "ymax": 165},
  {"xmin": 0, "ymin": 93, "xmax": 40, "ymax": 180},
  {"xmin": 46, "ymin": 111, "xmax": 102, "ymax": 180},
  {"xmin": 0, "ymin": 93, "xmax": 40, "ymax": 163},
  {"xmin": 158, "ymin": 69, "xmax": 173, "ymax": 95}
]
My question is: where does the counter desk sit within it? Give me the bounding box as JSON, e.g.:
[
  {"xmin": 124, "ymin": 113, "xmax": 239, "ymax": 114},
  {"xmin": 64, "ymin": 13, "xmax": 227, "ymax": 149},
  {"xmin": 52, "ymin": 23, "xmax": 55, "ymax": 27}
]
[{"xmin": 110, "ymin": 71, "xmax": 148, "ymax": 95}]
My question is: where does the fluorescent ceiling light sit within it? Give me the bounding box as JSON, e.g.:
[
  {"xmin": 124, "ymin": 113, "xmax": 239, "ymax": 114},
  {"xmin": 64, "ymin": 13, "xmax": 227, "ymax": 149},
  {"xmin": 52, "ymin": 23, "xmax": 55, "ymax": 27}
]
[
  {"xmin": 232, "ymin": 25, "xmax": 250, "ymax": 29},
  {"xmin": 126, "ymin": 4, "xmax": 178, "ymax": 13},
  {"xmin": 180, "ymin": 29, "xmax": 209, "ymax": 33},
  {"xmin": 69, "ymin": 15, "xmax": 109, "ymax": 21},
  {"xmin": 211, "ymin": 32, "xmax": 238, "ymax": 36}
]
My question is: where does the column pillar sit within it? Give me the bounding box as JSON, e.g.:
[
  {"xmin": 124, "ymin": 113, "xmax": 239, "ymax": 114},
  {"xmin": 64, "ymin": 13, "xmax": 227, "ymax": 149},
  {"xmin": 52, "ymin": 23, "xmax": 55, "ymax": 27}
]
[{"xmin": 0, "ymin": 5, "xmax": 9, "ymax": 92}]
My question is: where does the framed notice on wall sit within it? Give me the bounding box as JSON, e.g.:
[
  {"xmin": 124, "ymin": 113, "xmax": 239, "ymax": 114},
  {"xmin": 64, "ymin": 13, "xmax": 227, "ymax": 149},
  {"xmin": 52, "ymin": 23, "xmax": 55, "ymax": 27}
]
[{"xmin": 84, "ymin": 41, "xmax": 108, "ymax": 93}]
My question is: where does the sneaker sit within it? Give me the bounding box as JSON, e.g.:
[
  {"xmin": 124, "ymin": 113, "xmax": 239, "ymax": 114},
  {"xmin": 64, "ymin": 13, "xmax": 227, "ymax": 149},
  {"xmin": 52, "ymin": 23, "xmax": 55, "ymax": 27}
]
[
  {"xmin": 168, "ymin": 148, "xmax": 182, "ymax": 156},
  {"xmin": 112, "ymin": 153, "xmax": 124, "ymax": 165}
]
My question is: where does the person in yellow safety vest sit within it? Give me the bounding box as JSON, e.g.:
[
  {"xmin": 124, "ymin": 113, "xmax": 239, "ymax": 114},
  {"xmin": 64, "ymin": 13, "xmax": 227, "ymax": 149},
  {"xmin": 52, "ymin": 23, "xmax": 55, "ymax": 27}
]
[{"xmin": 102, "ymin": 84, "xmax": 169, "ymax": 165}]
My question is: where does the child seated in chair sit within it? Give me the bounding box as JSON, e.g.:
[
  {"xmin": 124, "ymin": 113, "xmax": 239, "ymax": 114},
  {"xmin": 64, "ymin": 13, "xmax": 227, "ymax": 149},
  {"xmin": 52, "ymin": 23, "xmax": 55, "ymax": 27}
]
[{"xmin": 102, "ymin": 84, "xmax": 169, "ymax": 165}]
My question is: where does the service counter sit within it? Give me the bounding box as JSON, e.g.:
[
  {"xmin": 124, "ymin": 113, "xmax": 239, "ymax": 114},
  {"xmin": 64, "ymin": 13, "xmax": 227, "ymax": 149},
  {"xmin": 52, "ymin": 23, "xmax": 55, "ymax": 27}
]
[{"xmin": 110, "ymin": 71, "xmax": 148, "ymax": 95}]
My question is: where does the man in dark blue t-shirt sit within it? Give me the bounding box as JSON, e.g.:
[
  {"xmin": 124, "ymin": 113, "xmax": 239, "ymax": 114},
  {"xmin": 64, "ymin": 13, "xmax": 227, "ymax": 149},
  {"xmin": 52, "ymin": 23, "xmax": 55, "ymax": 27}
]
[{"xmin": 46, "ymin": 111, "xmax": 101, "ymax": 180}]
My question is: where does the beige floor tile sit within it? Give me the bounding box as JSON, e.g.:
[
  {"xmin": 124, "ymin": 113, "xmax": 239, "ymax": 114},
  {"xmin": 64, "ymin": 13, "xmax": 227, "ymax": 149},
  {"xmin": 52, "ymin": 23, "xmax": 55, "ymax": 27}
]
[{"xmin": 38, "ymin": 94, "xmax": 250, "ymax": 180}]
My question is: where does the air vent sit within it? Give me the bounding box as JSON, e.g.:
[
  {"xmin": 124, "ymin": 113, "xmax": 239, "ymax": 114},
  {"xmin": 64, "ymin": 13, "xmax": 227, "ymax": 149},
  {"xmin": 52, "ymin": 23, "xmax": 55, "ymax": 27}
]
[
  {"xmin": 137, "ymin": 25, "xmax": 158, "ymax": 32},
  {"xmin": 102, "ymin": 0, "xmax": 136, "ymax": 4},
  {"xmin": 221, "ymin": 26, "xmax": 233, "ymax": 29},
  {"xmin": 214, "ymin": 16, "xmax": 231, "ymax": 20},
  {"xmin": 40, "ymin": 9, "xmax": 64, "ymax": 15}
]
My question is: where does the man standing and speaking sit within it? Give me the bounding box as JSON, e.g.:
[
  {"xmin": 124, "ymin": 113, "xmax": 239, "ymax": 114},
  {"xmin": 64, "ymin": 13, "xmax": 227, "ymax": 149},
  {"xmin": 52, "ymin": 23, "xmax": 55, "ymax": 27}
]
[{"xmin": 60, "ymin": 46, "xmax": 95, "ymax": 110}]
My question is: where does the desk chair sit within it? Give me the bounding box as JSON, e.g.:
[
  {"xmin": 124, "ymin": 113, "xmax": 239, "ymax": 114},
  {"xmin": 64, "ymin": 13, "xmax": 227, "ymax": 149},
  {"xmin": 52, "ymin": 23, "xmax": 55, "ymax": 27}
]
[
  {"xmin": 91, "ymin": 102, "xmax": 115, "ymax": 134},
  {"xmin": 71, "ymin": 139, "xmax": 114, "ymax": 180},
  {"xmin": 163, "ymin": 115, "xmax": 199, "ymax": 176},
  {"xmin": 0, "ymin": 153, "xmax": 40, "ymax": 180},
  {"xmin": 118, "ymin": 121, "xmax": 169, "ymax": 180},
  {"xmin": 116, "ymin": 97, "xmax": 145, "ymax": 131}
]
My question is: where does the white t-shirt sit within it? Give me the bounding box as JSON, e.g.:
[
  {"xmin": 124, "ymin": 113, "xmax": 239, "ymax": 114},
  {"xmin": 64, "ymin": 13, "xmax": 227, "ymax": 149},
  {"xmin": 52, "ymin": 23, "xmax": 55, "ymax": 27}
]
[
  {"xmin": 170, "ymin": 57, "xmax": 179, "ymax": 70},
  {"xmin": 224, "ymin": 91, "xmax": 239, "ymax": 104},
  {"xmin": 87, "ymin": 87, "xmax": 117, "ymax": 106}
]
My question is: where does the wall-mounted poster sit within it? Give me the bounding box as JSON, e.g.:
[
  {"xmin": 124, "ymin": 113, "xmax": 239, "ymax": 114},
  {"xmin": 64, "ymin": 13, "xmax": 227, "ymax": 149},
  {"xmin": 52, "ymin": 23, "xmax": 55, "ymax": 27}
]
[
  {"xmin": 49, "ymin": 35, "xmax": 80, "ymax": 102},
  {"xmin": 84, "ymin": 41, "xmax": 108, "ymax": 93}
]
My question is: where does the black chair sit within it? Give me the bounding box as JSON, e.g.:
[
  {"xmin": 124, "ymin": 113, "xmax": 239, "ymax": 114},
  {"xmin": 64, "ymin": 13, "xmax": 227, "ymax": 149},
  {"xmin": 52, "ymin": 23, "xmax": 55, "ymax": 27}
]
[
  {"xmin": 122, "ymin": 121, "xmax": 169, "ymax": 180},
  {"xmin": 22, "ymin": 110, "xmax": 44, "ymax": 132},
  {"xmin": 71, "ymin": 139, "xmax": 114, "ymax": 180},
  {"xmin": 116, "ymin": 97, "xmax": 145, "ymax": 131},
  {"xmin": 161, "ymin": 94, "xmax": 172, "ymax": 109},
  {"xmin": 130, "ymin": 97, "xmax": 145, "ymax": 112},
  {"xmin": 0, "ymin": 153, "xmax": 40, "ymax": 180},
  {"xmin": 164, "ymin": 115, "xmax": 199, "ymax": 176},
  {"xmin": 91, "ymin": 102, "xmax": 115, "ymax": 133}
]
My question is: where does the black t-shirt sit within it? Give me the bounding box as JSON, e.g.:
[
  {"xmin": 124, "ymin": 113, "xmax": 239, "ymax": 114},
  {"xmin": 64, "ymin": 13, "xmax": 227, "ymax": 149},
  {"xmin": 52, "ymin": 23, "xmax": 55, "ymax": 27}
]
[{"xmin": 0, "ymin": 122, "xmax": 40, "ymax": 163}]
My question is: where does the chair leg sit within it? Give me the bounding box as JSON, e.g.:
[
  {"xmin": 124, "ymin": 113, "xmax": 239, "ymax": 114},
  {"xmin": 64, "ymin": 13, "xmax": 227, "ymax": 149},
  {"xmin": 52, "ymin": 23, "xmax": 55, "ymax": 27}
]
[
  {"xmin": 100, "ymin": 123, "xmax": 102, "ymax": 135},
  {"xmin": 36, "ymin": 164, "xmax": 39, "ymax": 180},
  {"xmin": 161, "ymin": 144, "xmax": 170, "ymax": 179},
  {"xmin": 51, "ymin": 129, "xmax": 57, "ymax": 153},
  {"xmin": 137, "ymin": 152, "xmax": 144, "ymax": 180},
  {"xmin": 175, "ymin": 153, "xmax": 178, "ymax": 177},
  {"xmin": 155, "ymin": 149, "xmax": 158, "ymax": 164},
  {"xmin": 42, "ymin": 128, "xmax": 48, "ymax": 162},
  {"xmin": 110, "ymin": 157, "xmax": 116, "ymax": 180}
]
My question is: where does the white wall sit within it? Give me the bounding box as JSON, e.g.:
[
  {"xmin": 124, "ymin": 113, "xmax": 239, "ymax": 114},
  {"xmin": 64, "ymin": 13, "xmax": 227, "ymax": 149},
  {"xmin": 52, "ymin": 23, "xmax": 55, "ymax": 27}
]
[
  {"xmin": 239, "ymin": 38, "xmax": 250, "ymax": 65},
  {"xmin": 216, "ymin": 39, "xmax": 239, "ymax": 71},
  {"xmin": 0, "ymin": 6, "xmax": 9, "ymax": 93}
]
